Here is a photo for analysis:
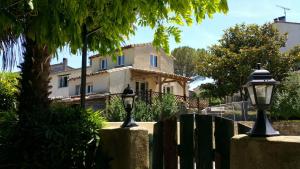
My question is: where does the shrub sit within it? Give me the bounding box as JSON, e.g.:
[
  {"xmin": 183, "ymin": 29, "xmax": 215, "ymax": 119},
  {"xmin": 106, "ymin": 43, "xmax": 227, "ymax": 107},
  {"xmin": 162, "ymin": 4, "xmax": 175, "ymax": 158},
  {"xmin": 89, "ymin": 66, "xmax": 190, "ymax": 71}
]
[
  {"xmin": 104, "ymin": 94, "xmax": 178, "ymax": 122},
  {"xmin": 271, "ymin": 72, "xmax": 300, "ymax": 120},
  {"xmin": 0, "ymin": 72, "xmax": 19, "ymax": 111},
  {"xmin": 0, "ymin": 104, "xmax": 106, "ymax": 169},
  {"xmin": 104, "ymin": 97, "xmax": 126, "ymax": 121}
]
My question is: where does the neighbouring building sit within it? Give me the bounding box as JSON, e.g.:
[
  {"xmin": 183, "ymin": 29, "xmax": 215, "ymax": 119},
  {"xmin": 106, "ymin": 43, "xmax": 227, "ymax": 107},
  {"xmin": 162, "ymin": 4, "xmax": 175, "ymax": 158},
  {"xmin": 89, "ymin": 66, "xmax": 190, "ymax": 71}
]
[
  {"xmin": 49, "ymin": 43, "xmax": 191, "ymax": 108},
  {"xmin": 273, "ymin": 16, "xmax": 300, "ymax": 52}
]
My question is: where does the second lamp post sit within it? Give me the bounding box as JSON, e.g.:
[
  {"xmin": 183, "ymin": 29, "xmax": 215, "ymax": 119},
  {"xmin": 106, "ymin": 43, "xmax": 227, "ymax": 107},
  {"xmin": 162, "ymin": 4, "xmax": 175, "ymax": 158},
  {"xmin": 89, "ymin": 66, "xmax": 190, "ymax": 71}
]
[{"xmin": 244, "ymin": 64, "xmax": 280, "ymax": 137}]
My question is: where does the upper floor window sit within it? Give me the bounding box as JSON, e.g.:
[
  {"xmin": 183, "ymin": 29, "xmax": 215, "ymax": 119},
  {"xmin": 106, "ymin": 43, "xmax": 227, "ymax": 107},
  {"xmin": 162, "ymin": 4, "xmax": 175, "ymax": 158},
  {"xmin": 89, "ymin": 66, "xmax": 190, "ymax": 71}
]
[
  {"xmin": 100, "ymin": 59, "xmax": 108, "ymax": 70},
  {"xmin": 117, "ymin": 55, "xmax": 125, "ymax": 66},
  {"xmin": 59, "ymin": 75, "xmax": 68, "ymax": 88},
  {"xmin": 150, "ymin": 55, "xmax": 158, "ymax": 67}
]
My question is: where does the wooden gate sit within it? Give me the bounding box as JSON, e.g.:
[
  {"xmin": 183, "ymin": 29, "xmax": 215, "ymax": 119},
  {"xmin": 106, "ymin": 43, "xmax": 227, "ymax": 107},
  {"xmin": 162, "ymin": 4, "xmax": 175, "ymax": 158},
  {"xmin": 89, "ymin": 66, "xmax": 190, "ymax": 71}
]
[{"xmin": 152, "ymin": 114, "xmax": 251, "ymax": 169}]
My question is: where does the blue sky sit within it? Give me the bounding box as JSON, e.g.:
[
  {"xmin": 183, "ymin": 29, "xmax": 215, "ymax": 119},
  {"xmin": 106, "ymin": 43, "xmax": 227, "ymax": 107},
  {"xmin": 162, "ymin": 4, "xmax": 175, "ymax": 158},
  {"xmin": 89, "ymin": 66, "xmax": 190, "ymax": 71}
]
[{"xmin": 3, "ymin": 0, "xmax": 300, "ymax": 70}]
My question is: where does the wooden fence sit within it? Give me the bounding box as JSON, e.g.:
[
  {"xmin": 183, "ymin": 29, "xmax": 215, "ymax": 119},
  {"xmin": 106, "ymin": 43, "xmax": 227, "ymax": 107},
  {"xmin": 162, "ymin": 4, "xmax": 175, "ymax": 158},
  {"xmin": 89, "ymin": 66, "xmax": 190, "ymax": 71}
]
[{"xmin": 152, "ymin": 114, "xmax": 251, "ymax": 169}]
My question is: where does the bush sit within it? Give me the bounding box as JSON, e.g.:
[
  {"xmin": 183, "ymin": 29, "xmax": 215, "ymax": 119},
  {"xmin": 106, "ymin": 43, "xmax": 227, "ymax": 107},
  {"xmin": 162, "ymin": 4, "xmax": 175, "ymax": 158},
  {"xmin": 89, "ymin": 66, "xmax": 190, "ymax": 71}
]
[
  {"xmin": 104, "ymin": 97, "xmax": 126, "ymax": 121},
  {"xmin": 104, "ymin": 94, "xmax": 178, "ymax": 122},
  {"xmin": 0, "ymin": 104, "xmax": 106, "ymax": 169},
  {"xmin": 271, "ymin": 72, "xmax": 300, "ymax": 120},
  {"xmin": 157, "ymin": 94, "xmax": 178, "ymax": 120},
  {"xmin": 0, "ymin": 72, "xmax": 19, "ymax": 111}
]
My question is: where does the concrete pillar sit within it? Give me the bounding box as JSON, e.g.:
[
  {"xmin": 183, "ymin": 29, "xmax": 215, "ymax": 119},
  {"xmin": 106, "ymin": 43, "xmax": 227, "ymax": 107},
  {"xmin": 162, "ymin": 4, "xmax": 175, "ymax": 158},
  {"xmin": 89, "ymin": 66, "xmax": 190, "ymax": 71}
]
[
  {"xmin": 99, "ymin": 128, "xmax": 149, "ymax": 169},
  {"xmin": 231, "ymin": 134, "xmax": 300, "ymax": 169}
]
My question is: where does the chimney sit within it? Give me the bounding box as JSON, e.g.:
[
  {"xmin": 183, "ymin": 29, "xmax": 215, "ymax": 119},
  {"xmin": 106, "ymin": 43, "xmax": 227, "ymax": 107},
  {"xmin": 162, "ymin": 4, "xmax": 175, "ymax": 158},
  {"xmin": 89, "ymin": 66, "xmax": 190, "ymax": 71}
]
[
  {"xmin": 63, "ymin": 58, "xmax": 68, "ymax": 71},
  {"xmin": 274, "ymin": 16, "xmax": 286, "ymax": 23}
]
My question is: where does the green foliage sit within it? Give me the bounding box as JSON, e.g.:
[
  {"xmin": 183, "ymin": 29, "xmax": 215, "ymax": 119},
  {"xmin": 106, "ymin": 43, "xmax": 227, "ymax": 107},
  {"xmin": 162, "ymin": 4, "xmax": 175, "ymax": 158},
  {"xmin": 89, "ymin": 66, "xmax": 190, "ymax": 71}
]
[
  {"xmin": 287, "ymin": 45, "xmax": 300, "ymax": 70},
  {"xmin": 0, "ymin": 72, "xmax": 19, "ymax": 111},
  {"xmin": 104, "ymin": 97, "xmax": 126, "ymax": 121},
  {"xmin": 134, "ymin": 100, "xmax": 159, "ymax": 122},
  {"xmin": 1, "ymin": 0, "xmax": 228, "ymax": 67},
  {"xmin": 271, "ymin": 72, "xmax": 300, "ymax": 120},
  {"xmin": 104, "ymin": 94, "xmax": 178, "ymax": 121},
  {"xmin": 156, "ymin": 94, "xmax": 178, "ymax": 120},
  {"xmin": 197, "ymin": 23, "xmax": 294, "ymax": 99},
  {"xmin": 0, "ymin": 105, "xmax": 106, "ymax": 169}
]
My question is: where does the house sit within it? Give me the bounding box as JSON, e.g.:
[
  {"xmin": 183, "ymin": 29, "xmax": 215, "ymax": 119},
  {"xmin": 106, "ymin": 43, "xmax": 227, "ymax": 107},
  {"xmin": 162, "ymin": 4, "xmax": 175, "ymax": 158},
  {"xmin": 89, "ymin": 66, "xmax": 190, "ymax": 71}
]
[
  {"xmin": 273, "ymin": 16, "xmax": 300, "ymax": 52},
  {"xmin": 49, "ymin": 43, "xmax": 190, "ymax": 108}
]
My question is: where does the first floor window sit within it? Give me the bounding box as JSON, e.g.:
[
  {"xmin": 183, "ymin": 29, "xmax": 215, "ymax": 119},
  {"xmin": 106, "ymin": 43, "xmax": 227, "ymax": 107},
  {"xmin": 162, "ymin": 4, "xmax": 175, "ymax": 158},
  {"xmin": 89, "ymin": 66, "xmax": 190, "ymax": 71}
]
[
  {"xmin": 59, "ymin": 75, "xmax": 68, "ymax": 88},
  {"xmin": 87, "ymin": 84, "xmax": 93, "ymax": 94},
  {"xmin": 117, "ymin": 55, "xmax": 125, "ymax": 66},
  {"xmin": 100, "ymin": 59, "xmax": 108, "ymax": 70},
  {"xmin": 75, "ymin": 84, "xmax": 93, "ymax": 95},
  {"xmin": 163, "ymin": 86, "xmax": 173, "ymax": 94},
  {"xmin": 75, "ymin": 85, "xmax": 80, "ymax": 95}
]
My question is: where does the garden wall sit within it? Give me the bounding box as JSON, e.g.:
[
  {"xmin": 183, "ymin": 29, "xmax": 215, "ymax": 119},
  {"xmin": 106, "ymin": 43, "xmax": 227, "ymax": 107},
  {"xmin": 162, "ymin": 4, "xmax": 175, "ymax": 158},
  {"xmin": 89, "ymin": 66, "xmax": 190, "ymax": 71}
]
[{"xmin": 238, "ymin": 121, "xmax": 300, "ymax": 136}]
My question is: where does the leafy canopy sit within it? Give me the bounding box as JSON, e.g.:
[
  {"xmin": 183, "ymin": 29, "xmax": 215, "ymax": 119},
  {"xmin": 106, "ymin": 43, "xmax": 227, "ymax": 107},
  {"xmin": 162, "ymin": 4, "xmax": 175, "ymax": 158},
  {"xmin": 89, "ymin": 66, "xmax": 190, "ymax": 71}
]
[
  {"xmin": 1, "ymin": 0, "xmax": 228, "ymax": 69},
  {"xmin": 197, "ymin": 23, "xmax": 294, "ymax": 98}
]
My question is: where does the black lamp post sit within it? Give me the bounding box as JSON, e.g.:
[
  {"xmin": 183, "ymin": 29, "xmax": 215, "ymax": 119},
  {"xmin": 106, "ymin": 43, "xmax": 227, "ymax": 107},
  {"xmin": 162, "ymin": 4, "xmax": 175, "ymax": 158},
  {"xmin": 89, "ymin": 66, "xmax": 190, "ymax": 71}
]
[
  {"xmin": 121, "ymin": 84, "xmax": 138, "ymax": 128},
  {"xmin": 244, "ymin": 63, "xmax": 280, "ymax": 137}
]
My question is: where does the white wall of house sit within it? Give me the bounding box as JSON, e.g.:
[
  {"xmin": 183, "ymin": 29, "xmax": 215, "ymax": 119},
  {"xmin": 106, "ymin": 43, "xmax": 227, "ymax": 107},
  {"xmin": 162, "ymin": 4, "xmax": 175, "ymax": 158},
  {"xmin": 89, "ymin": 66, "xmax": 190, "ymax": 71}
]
[
  {"xmin": 133, "ymin": 45, "xmax": 174, "ymax": 73},
  {"xmin": 90, "ymin": 44, "xmax": 174, "ymax": 74},
  {"xmin": 273, "ymin": 22, "xmax": 300, "ymax": 52},
  {"xmin": 91, "ymin": 48, "xmax": 135, "ymax": 72},
  {"xmin": 108, "ymin": 68, "xmax": 132, "ymax": 93},
  {"xmin": 68, "ymin": 72, "xmax": 110, "ymax": 96},
  {"xmin": 49, "ymin": 68, "xmax": 83, "ymax": 98}
]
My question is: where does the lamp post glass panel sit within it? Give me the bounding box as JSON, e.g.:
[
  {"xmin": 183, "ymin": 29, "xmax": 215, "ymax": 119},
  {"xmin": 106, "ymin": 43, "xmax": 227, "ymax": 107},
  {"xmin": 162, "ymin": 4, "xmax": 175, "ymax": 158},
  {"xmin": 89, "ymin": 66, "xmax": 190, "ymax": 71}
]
[
  {"xmin": 244, "ymin": 64, "xmax": 279, "ymax": 137},
  {"xmin": 121, "ymin": 84, "xmax": 138, "ymax": 128}
]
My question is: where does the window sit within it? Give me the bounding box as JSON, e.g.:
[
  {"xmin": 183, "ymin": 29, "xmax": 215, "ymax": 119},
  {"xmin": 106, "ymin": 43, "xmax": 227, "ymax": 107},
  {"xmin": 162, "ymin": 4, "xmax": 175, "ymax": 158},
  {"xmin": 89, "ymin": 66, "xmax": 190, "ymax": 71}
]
[
  {"xmin": 100, "ymin": 59, "xmax": 108, "ymax": 70},
  {"xmin": 75, "ymin": 84, "xmax": 93, "ymax": 95},
  {"xmin": 150, "ymin": 55, "xmax": 158, "ymax": 67},
  {"xmin": 59, "ymin": 75, "xmax": 68, "ymax": 88},
  {"xmin": 87, "ymin": 84, "xmax": 93, "ymax": 94},
  {"xmin": 75, "ymin": 85, "xmax": 80, "ymax": 95},
  {"xmin": 163, "ymin": 86, "xmax": 173, "ymax": 94},
  {"xmin": 117, "ymin": 55, "xmax": 125, "ymax": 66}
]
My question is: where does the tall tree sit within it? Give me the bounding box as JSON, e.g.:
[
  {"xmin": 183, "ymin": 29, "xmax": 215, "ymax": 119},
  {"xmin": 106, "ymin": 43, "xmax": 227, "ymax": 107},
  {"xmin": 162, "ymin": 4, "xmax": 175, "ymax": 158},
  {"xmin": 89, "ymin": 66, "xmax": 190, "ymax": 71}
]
[
  {"xmin": 0, "ymin": 0, "xmax": 228, "ymax": 115},
  {"xmin": 172, "ymin": 47, "xmax": 209, "ymax": 77},
  {"xmin": 197, "ymin": 23, "xmax": 294, "ymax": 100},
  {"xmin": 172, "ymin": 46, "xmax": 197, "ymax": 77}
]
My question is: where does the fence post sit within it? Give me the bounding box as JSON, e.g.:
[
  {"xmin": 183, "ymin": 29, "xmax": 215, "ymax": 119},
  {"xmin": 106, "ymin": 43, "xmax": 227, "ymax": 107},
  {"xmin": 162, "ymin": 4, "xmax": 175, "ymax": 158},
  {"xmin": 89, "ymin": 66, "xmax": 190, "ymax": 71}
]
[
  {"xmin": 214, "ymin": 116, "xmax": 235, "ymax": 169},
  {"xmin": 195, "ymin": 114, "xmax": 213, "ymax": 169},
  {"xmin": 163, "ymin": 116, "xmax": 178, "ymax": 169},
  {"xmin": 180, "ymin": 114, "xmax": 195, "ymax": 169},
  {"xmin": 152, "ymin": 121, "xmax": 164, "ymax": 169}
]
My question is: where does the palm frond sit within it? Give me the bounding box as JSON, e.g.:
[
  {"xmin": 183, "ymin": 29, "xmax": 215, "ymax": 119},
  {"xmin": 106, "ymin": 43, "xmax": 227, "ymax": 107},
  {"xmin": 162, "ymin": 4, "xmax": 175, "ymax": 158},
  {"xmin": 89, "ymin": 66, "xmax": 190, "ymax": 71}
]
[{"xmin": 0, "ymin": 31, "xmax": 24, "ymax": 71}]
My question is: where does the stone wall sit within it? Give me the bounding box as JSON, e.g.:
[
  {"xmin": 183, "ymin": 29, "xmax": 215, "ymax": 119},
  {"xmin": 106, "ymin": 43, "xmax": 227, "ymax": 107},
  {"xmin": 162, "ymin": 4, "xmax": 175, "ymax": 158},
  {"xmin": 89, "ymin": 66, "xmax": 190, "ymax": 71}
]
[
  {"xmin": 238, "ymin": 121, "xmax": 300, "ymax": 136},
  {"xmin": 231, "ymin": 134, "xmax": 300, "ymax": 169}
]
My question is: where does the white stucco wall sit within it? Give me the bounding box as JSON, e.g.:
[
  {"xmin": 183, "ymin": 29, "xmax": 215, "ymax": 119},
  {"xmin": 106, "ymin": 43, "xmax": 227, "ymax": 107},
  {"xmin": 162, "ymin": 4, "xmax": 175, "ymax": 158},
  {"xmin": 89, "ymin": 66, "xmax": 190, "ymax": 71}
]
[
  {"xmin": 90, "ymin": 44, "xmax": 174, "ymax": 74},
  {"xmin": 108, "ymin": 69, "xmax": 132, "ymax": 93},
  {"xmin": 273, "ymin": 22, "xmax": 300, "ymax": 52},
  {"xmin": 49, "ymin": 67, "xmax": 91, "ymax": 98},
  {"xmin": 91, "ymin": 48, "xmax": 135, "ymax": 72},
  {"xmin": 68, "ymin": 72, "xmax": 109, "ymax": 96},
  {"xmin": 133, "ymin": 45, "xmax": 174, "ymax": 73}
]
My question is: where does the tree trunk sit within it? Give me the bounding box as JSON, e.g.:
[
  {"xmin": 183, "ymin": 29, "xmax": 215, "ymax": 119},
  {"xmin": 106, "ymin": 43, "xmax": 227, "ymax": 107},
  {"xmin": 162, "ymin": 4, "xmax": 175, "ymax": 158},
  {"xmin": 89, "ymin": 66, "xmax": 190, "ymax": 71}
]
[{"xmin": 18, "ymin": 36, "xmax": 51, "ymax": 123}]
